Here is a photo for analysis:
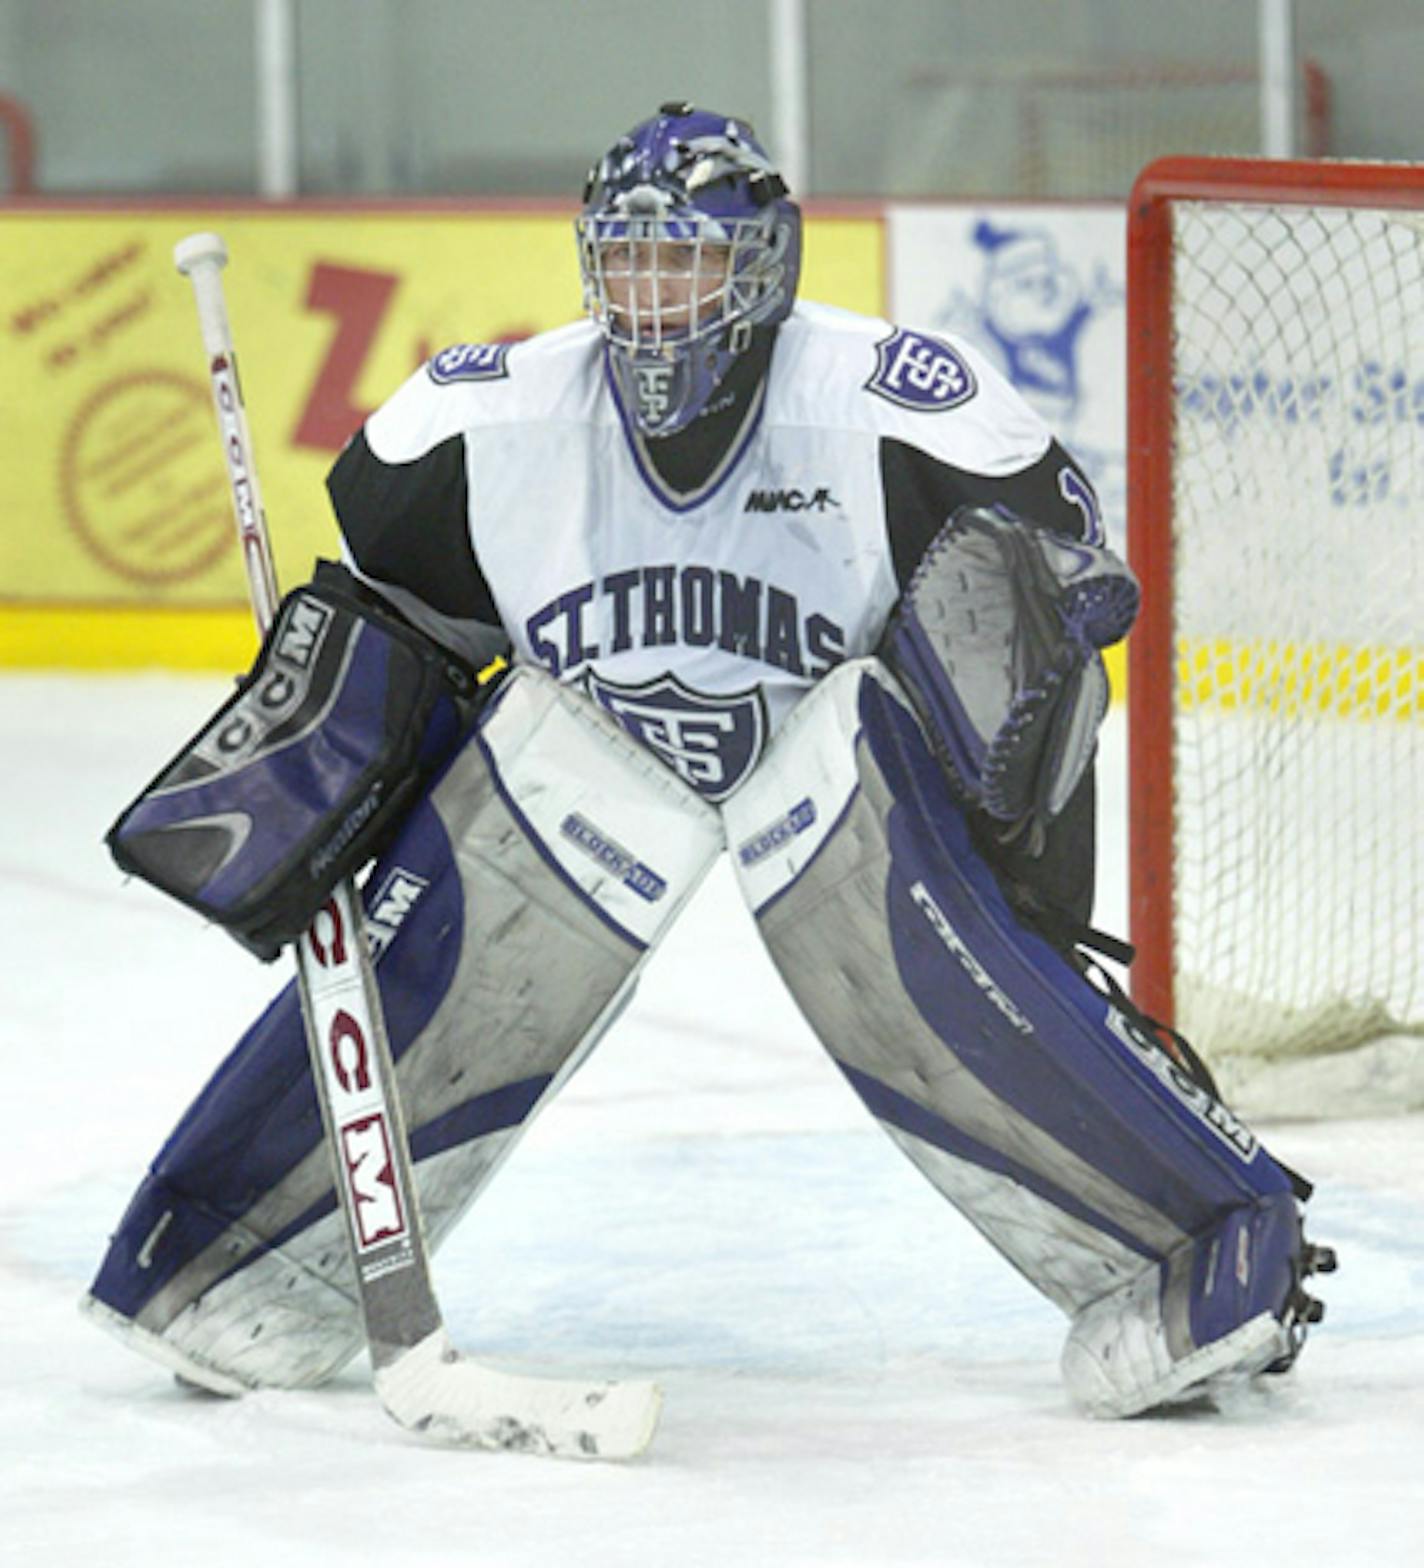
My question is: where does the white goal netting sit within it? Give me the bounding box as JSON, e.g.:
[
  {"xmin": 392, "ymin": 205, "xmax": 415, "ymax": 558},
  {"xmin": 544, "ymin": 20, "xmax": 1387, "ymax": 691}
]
[{"xmin": 1163, "ymin": 192, "xmax": 1424, "ymax": 1111}]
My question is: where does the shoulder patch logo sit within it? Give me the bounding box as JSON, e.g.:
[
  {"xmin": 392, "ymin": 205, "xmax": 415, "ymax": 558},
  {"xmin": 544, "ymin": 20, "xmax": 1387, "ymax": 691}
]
[
  {"xmin": 427, "ymin": 342, "xmax": 512, "ymax": 386},
  {"xmin": 866, "ymin": 327, "xmax": 977, "ymax": 412}
]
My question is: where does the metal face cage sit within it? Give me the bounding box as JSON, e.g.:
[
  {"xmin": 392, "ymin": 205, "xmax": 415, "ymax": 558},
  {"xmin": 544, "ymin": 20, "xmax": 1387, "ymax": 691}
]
[{"xmin": 576, "ymin": 204, "xmax": 788, "ymax": 357}]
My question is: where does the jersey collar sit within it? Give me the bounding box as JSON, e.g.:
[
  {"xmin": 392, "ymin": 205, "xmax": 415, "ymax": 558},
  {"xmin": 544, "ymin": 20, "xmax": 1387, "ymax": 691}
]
[{"xmin": 605, "ymin": 345, "xmax": 772, "ymax": 515}]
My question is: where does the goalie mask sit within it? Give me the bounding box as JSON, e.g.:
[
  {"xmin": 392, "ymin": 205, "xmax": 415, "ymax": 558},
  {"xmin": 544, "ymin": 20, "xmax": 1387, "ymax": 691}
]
[{"xmin": 577, "ymin": 103, "xmax": 802, "ymax": 437}]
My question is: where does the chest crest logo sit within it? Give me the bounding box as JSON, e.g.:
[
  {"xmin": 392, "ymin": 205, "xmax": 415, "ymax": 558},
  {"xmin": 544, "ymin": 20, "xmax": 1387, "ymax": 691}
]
[{"xmin": 583, "ymin": 671, "xmax": 768, "ymax": 803}]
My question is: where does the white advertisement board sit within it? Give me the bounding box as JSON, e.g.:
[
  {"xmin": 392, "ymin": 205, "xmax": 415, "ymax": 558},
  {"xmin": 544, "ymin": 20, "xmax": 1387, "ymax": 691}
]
[{"xmin": 887, "ymin": 204, "xmax": 1128, "ymax": 551}]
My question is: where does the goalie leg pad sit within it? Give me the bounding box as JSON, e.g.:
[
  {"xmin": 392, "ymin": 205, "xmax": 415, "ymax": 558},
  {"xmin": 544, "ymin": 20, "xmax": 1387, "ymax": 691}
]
[
  {"xmin": 85, "ymin": 667, "xmax": 721, "ymax": 1392},
  {"xmin": 723, "ymin": 661, "xmax": 1314, "ymax": 1411}
]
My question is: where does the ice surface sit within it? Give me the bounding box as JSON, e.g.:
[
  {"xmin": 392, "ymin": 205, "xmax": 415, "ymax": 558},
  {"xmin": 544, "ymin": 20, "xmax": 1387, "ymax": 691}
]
[{"xmin": 1, "ymin": 674, "xmax": 1420, "ymax": 1567}]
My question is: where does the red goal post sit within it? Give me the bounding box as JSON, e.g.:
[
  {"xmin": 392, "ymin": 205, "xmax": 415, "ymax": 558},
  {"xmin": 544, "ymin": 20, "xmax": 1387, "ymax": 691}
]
[{"xmin": 1126, "ymin": 156, "xmax": 1424, "ymax": 1114}]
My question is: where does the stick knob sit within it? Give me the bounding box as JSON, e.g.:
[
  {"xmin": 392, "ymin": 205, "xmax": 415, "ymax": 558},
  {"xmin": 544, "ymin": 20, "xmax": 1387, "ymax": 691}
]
[{"xmin": 174, "ymin": 232, "xmax": 229, "ymax": 276}]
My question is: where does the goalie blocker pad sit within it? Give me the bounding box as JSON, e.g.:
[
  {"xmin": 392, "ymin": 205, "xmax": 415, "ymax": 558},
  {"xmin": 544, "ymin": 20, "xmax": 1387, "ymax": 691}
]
[
  {"xmin": 107, "ymin": 562, "xmax": 479, "ymax": 961},
  {"xmin": 85, "ymin": 668, "xmax": 721, "ymax": 1393},
  {"xmin": 722, "ymin": 660, "xmax": 1323, "ymax": 1416}
]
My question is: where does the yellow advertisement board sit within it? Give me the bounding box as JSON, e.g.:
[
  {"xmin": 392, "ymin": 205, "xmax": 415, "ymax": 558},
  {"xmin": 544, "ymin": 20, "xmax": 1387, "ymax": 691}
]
[{"xmin": 0, "ymin": 206, "xmax": 883, "ymax": 666}]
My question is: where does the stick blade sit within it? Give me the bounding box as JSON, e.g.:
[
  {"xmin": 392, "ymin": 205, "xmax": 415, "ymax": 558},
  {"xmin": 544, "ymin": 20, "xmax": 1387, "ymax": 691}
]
[{"xmin": 373, "ymin": 1330, "xmax": 662, "ymax": 1461}]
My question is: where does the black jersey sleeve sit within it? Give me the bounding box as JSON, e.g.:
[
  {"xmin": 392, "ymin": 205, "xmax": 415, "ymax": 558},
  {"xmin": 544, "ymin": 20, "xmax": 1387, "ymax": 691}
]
[
  {"xmin": 880, "ymin": 435, "xmax": 1101, "ymax": 590},
  {"xmin": 325, "ymin": 428, "xmax": 503, "ymax": 627}
]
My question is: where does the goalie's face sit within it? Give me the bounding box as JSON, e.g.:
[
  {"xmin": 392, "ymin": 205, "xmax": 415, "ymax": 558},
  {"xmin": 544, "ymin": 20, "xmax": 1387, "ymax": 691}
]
[
  {"xmin": 579, "ymin": 210, "xmax": 787, "ymax": 436},
  {"xmin": 596, "ymin": 235, "xmax": 733, "ymax": 350}
]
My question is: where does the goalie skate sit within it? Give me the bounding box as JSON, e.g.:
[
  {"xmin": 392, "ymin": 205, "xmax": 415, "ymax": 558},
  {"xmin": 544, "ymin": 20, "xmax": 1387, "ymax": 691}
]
[{"xmin": 1062, "ymin": 1213, "xmax": 1337, "ymax": 1418}]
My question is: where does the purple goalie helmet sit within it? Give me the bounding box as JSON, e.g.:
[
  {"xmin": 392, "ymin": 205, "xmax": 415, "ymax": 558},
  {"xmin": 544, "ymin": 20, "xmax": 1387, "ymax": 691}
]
[{"xmin": 577, "ymin": 102, "xmax": 802, "ymax": 437}]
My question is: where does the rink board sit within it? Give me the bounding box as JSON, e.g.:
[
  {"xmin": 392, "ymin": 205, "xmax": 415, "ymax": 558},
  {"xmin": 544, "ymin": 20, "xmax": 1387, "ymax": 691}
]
[{"xmin": 0, "ymin": 202, "xmax": 884, "ymax": 665}]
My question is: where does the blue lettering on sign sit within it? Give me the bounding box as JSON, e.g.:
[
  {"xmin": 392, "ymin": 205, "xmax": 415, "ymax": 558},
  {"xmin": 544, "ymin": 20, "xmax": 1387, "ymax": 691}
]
[
  {"xmin": 866, "ymin": 328, "xmax": 977, "ymax": 412},
  {"xmin": 427, "ymin": 342, "xmax": 511, "ymax": 385},
  {"xmin": 737, "ymin": 797, "xmax": 818, "ymax": 867},
  {"xmin": 1176, "ymin": 359, "xmax": 1424, "ymax": 509},
  {"xmin": 559, "ymin": 812, "xmax": 667, "ymax": 902},
  {"xmin": 583, "ymin": 671, "xmax": 768, "ymax": 803}
]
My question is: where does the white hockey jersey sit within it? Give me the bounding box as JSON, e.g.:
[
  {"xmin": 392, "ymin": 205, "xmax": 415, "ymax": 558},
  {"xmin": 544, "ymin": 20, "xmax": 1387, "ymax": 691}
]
[{"xmin": 331, "ymin": 302, "xmax": 1099, "ymax": 801}]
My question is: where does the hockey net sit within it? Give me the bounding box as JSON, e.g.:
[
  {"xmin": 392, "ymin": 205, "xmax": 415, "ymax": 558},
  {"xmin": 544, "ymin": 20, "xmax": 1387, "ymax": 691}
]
[{"xmin": 1128, "ymin": 157, "xmax": 1424, "ymax": 1118}]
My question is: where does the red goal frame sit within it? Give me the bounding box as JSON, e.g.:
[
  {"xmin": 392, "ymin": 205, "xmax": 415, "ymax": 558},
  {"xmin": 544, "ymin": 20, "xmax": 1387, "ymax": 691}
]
[{"xmin": 1126, "ymin": 154, "xmax": 1424, "ymax": 1027}]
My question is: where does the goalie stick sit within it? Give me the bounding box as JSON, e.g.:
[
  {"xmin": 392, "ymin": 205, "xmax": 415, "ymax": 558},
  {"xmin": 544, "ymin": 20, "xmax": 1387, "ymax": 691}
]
[{"xmin": 171, "ymin": 232, "xmax": 661, "ymax": 1461}]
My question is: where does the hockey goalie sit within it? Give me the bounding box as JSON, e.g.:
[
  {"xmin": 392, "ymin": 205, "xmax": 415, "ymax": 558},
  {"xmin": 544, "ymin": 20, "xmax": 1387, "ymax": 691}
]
[{"xmin": 87, "ymin": 103, "xmax": 1333, "ymax": 1424}]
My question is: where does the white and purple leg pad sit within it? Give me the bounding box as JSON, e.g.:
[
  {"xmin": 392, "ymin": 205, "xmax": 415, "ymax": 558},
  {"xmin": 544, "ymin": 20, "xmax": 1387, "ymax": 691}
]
[
  {"xmin": 723, "ymin": 659, "xmax": 1309, "ymax": 1416},
  {"xmin": 84, "ymin": 667, "xmax": 721, "ymax": 1392}
]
